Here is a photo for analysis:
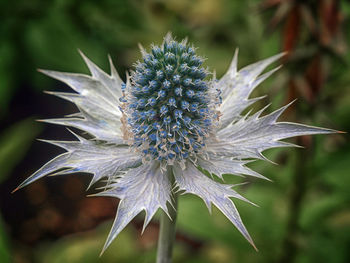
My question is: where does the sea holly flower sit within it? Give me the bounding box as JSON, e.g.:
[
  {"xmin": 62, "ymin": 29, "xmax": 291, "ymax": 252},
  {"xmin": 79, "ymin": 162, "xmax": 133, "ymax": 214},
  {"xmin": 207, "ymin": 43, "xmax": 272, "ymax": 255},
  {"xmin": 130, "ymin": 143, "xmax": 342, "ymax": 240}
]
[{"xmin": 15, "ymin": 34, "xmax": 334, "ymax": 254}]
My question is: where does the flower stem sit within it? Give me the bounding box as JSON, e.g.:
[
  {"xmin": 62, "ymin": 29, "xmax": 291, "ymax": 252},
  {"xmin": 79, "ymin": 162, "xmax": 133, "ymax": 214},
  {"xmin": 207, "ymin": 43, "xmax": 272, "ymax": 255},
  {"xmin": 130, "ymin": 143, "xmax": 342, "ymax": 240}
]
[{"xmin": 156, "ymin": 187, "xmax": 178, "ymax": 263}]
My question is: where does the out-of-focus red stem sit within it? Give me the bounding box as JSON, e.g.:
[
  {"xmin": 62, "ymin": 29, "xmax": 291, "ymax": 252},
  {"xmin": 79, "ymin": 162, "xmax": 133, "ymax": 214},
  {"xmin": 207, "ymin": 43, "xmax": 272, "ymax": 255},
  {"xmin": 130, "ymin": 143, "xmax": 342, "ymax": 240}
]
[{"xmin": 282, "ymin": 4, "xmax": 300, "ymax": 59}]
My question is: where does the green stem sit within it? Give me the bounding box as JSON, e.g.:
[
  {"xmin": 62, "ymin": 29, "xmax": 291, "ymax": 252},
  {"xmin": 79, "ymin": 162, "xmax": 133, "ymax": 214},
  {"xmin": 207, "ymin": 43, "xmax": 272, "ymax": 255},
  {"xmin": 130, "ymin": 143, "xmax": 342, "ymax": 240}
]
[{"xmin": 156, "ymin": 188, "xmax": 178, "ymax": 263}]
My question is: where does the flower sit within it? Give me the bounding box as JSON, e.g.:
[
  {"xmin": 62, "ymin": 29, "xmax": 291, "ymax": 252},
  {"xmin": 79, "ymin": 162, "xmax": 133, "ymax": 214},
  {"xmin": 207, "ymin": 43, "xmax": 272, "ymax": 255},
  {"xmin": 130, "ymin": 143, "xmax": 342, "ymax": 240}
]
[{"xmin": 15, "ymin": 34, "xmax": 333, "ymax": 253}]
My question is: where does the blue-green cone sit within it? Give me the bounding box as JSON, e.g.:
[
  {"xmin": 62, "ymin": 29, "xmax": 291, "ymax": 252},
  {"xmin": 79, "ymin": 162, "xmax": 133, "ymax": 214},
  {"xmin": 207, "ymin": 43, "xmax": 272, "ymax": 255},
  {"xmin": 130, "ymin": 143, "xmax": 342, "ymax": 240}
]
[{"xmin": 120, "ymin": 36, "xmax": 221, "ymax": 166}]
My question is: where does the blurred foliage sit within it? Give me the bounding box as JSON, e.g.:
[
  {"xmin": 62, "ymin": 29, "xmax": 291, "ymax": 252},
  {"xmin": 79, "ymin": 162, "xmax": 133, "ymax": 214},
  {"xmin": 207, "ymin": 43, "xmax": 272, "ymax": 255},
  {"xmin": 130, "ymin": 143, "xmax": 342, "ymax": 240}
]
[
  {"xmin": 0, "ymin": 119, "xmax": 41, "ymax": 262},
  {"xmin": 0, "ymin": 119, "xmax": 42, "ymax": 182},
  {"xmin": 0, "ymin": 0, "xmax": 349, "ymax": 263},
  {"xmin": 0, "ymin": 217, "xmax": 11, "ymax": 263}
]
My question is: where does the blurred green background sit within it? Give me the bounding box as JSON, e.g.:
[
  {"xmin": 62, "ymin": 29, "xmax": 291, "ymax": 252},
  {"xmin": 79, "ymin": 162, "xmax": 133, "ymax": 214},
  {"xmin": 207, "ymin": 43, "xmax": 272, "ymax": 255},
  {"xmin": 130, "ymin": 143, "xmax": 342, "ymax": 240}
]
[{"xmin": 0, "ymin": 0, "xmax": 349, "ymax": 262}]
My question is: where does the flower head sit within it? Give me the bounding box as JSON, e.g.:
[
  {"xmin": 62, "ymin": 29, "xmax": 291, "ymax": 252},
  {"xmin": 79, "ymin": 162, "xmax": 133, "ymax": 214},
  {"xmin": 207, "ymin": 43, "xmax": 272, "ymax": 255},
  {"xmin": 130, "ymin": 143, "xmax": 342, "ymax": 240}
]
[
  {"xmin": 122, "ymin": 36, "xmax": 220, "ymax": 168},
  {"xmin": 15, "ymin": 34, "xmax": 334, "ymax": 253}
]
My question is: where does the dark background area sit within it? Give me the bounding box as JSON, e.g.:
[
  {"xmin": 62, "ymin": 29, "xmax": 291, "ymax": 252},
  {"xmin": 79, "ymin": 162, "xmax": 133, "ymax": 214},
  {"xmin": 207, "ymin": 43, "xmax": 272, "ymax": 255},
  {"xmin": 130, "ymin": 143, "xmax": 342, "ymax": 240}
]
[{"xmin": 0, "ymin": 0, "xmax": 349, "ymax": 262}]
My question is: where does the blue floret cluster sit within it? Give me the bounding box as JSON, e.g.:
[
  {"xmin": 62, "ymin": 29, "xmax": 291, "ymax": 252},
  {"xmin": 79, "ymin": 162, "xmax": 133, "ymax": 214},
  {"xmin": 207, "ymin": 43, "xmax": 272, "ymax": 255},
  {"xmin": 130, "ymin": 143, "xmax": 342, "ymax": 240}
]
[{"xmin": 120, "ymin": 39, "xmax": 219, "ymax": 164}]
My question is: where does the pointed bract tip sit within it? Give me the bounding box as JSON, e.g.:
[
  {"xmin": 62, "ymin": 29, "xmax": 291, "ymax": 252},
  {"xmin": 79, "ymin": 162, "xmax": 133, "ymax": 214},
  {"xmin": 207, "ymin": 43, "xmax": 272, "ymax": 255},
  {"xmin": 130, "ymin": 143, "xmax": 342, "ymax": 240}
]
[
  {"xmin": 233, "ymin": 48, "xmax": 239, "ymax": 58},
  {"xmin": 36, "ymin": 138, "xmax": 49, "ymax": 143},
  {"xmin": 107, "ymin": 54, "xmax": 117, "ymax": 75},
  {"xmin": 245, "ymin": 233, "xmax": 258, "ymax": 252},
  {"xmin": 12, "ymin": 180, "xmax": 28, "ymax": 193},
  {"xmin": 141, "ymin": 226, "xmax": 146, "ymax": 235},
  {"xmin": 43, "ymin": 90, "xmax": 61, "ymax": 96},
  {"xmin": 77, "ymin": 48, "xmax": 85, "ymax": 57},
  {"xmin": 86, "ymin": 193, "xmax": 100, "ymax": 198},
  {"xmin": 272, "ymin": 64, "xmax": 283, "ymax": 72},
  {"xmin": 100, "ymin": 238, "xmax": 113, "ymax": 257},
  {"xmin": 258, "ymin": 152, "xmax": 278, "ymax": 165},
  {"xmin": 311, "ymin": 127, "xmax": 341, "ymax": 135},
  {"xmin": 252, "ymin": 242, "xmax": 259, "ymax": 252},
  {"xmin": 37, "ymin": 69, "xmax": 57, "ymax": 78},
  {"xmin": 141, "ymin": 214, "xmax": 152, "ymax": 235},
  {"xmin": 274, "ymin": 51, "xmax": 288, "ymax": 60},
  {"xmin": 36, "ymin": 119, "xmax": 47, "ymax": 122},
  {"xmin": 78, "ymin": 49, "xmax": 92, "ymax": 64},
  {"xmin": 99, "ymin": 248, "xmax": 106, "ymax": 258},
  {"xmin": 11, "ymin": 187, "xmax": 20, "ymax": 194},
  {"xmin": 336, "ymin": 130, "xmax": 347, "ymax": 134},
  {"xmin": 37, "ymin": 68, "xmax": 52, "ymax": 74}
]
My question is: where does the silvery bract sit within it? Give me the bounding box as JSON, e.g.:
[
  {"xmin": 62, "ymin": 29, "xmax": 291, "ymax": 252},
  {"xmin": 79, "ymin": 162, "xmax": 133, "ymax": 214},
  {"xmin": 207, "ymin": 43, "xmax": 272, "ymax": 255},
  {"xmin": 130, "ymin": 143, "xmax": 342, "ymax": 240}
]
[{"xmin": 16, "ymin": 34, "xmax": 333, "ymax": 253}]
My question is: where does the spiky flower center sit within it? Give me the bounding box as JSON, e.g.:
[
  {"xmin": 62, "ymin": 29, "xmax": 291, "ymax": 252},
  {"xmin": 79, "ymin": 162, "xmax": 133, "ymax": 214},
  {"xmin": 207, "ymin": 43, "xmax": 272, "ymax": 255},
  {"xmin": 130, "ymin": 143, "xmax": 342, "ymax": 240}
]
[{"xmin": 120, "ymin": 38, "xmax": 220, "ymax": 165}]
